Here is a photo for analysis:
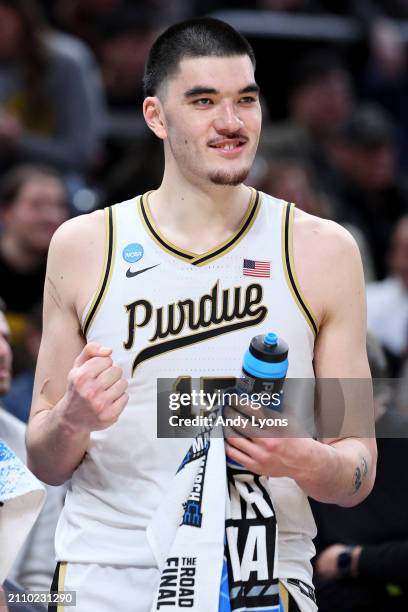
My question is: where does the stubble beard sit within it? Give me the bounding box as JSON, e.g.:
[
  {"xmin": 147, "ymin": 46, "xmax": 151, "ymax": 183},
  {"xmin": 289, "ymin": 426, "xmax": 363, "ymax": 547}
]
[
  {"xmin": 208, "ymin": 166, "xmax": 250, "ymax": 186},
  {"xmin": 166, "ymin": 130, "xmax": 252, "ymax": 187}
]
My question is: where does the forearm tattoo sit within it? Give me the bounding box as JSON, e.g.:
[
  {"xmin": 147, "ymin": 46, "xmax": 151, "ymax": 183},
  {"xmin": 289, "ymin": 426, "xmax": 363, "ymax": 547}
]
[{"xmin": 353, "ymin": 455, "xmax": 368, "ymax": 493}]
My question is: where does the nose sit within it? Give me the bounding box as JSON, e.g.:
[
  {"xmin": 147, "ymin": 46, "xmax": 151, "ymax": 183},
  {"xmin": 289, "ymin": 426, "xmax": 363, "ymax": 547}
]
[{"xmin": 213, "ymin": 100, "xmax": 243, "ymax": 133}]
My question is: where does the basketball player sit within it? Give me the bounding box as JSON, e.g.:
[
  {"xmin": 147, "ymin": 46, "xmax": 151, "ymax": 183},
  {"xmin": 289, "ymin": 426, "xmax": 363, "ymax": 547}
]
[{"xmin": 26, "ymin": 18, "xmax": 376, "ymax": 612}]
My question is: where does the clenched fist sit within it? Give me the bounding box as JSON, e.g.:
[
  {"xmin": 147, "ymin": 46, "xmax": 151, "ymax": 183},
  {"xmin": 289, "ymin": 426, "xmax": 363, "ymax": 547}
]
[{"xmin": 60, "ymin": 342, "xmax": 128, "ymax": 433}]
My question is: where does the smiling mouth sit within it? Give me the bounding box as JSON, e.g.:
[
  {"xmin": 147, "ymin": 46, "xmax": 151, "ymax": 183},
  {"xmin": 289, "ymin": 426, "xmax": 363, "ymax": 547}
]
[{"xmin": 208, "ymin": 139, "xmax": 247, "ymax": 152}]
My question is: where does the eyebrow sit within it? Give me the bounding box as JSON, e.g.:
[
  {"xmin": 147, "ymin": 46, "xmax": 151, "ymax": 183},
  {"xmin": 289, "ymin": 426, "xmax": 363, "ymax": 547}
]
[
  {"xmin": 239, "ymin": 84, "xmax": 260, "ymax": 94},
  {"xmin": 184, "ymin": 83, "xmax": 260, "ymax": 98}
]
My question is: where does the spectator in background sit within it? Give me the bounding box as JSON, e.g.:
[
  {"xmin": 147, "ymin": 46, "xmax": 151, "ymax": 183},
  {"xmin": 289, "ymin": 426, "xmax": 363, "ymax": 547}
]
[
  {"xmin": 2, "ymin": 302, "xmax": 42, "ymax": 422},
  {"xmin": 98, "ymin": 7, "xmax": 156, "ymax": 112},
  {"xmin": 53, "ymin": 0, "xmax": 188, "ymax": 51},
  {"xmin": 289, "ymin": 53, "xmax": 354, "ymax": 143},
  {"xmin": 327, "ymin": 105, "xmax": 408, "ymax": 279},
  {"xmin": 0, "ymin": 165, "xmax": 68, "ymax": 338},
  {"xmin": 0, "ymin": 297, "xmax": 63, "ymax": 601},
  {"xmin": 100, "ymin": 132, "xmax": 164, "ymax": 204},
  {"xmin": 53, "ymin": 0, "xmax": 123, "ymax": 51},
  {"xmin": 286, "ymin": 52, "xmax": 354, "ymax": 183},
  {"xmin": 366, "ymin": 215, "xmax": 408, "ymax": 376},
  {"xmin": 95, "ymin": 7, "xmax": 156, "ymax": 150},
  {"xmin": 312, "ymin": 333, "xmax": 408, "ymax": 612},
  {"xmin": 0, "ymin": 0, "xmax": 105, "ymax": 178},
  {"xmin": 87, "ymin": 5, "xmax": 163, "ymax": 202},
  {"xmin": 257, "ymin": 157, "xmax": 334, "ymax": 217},
  {"xmin": 1, "ymin": 411, "xmax": 63, "ymax": 598},
  {"xmin": 360, "ymin": 19, "xmax": 408, "ymax": 167},
  {"xmin": 255, "ymin": 152, "xmax": 376, "ymax": 281}
]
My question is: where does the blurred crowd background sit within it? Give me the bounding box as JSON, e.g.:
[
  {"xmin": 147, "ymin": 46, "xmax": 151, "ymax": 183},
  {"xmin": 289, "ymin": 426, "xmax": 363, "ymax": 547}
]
[{"xmin": 1, "ymin": 1, "xmax": 408, "ymax": 611}]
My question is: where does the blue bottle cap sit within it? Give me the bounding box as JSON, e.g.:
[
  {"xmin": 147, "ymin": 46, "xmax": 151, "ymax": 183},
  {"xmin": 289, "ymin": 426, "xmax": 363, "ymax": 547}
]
[
  {"xmin": 242, "ymin": 333, "xmax": 289, "ymax": 380},
  {"xmin": 249, "ymin": 333, "xmax": 288, "ymax": 364},
  {"xmin": 264, "ymin": 332, "xmax": 278, "ymax": 346}
]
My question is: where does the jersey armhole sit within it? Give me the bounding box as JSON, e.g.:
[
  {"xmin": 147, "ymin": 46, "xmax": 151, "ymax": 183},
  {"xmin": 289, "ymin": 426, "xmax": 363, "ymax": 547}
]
[
  {"xmin": 281, "ymin": 202, "xmax": 319, "ymax": 337},
  {"xmin": 81, "ymin": 206, "xmax": 116, "ymax": 338}
]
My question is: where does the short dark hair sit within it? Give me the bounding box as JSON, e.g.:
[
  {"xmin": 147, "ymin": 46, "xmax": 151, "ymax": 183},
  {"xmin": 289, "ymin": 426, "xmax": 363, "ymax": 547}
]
[{"xmin": 143, "ymin": 17, "xmax": 255, "ymax": 98}]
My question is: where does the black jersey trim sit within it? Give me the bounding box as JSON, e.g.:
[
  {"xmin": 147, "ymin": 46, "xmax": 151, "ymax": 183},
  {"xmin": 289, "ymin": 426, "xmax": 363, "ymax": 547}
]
[
  {"xmin": 83, "ymin": 206, "xmax": 115, "ymax": 337},
  {"xmin": 138, "ymin": 189, "xmax": 260, "ymax": 266},
  {"xmin": 48, "ymin": 561, "xmax": 67, "ymax": 612},
  {"xmin": 283, "ymin": 202, "xmax": 318, "ymax": 336},
  {"xmin": 192, "ymin": 190, "xmax": 260, "ymax": 266},
  {"xmin": 139, "ymin": 194, "xmax": 195, "ymax": 261}
]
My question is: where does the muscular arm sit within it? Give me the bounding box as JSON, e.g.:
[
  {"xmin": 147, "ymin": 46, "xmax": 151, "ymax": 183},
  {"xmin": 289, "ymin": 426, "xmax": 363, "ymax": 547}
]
[
  {"xmin": 293, "ymin": 216, "xmax": 377, "ymax": 506},
  {"xmin": 26, "ymin": 212, "xmax": 127, "ymax": 485},
  {"xmin": 225, "ymin": 214, "xmax": 377, "ymax": 506}
]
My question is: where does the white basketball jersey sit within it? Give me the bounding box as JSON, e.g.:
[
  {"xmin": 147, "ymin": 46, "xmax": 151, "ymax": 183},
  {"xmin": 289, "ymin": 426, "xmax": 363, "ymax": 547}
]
[{"xmin": 55, "ymin": 189, "xmax": 318, "ymax": 585}]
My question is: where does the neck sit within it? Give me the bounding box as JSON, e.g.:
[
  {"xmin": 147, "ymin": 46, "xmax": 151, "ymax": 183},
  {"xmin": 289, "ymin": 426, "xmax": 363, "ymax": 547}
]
[
  {"xmin": 0, "ymin": 233, "xmax": 44, "ymax": 271},
  {"xmin": 149, "ymin": 165, "xmax": 252, "ymax": 254}
]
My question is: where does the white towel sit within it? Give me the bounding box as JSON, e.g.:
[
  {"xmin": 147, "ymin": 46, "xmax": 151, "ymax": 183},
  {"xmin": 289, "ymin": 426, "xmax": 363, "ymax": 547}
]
[
  {"xmin": 147, "ymin": 430, "xmax": 226, "ymax": 610},
  {"xmin": 0, "ymin": 440, "xmax": 46, "ymax": 584},
  {"xmin": 148, "ymin": 422, "xmax": 281, "ymax": 611}
]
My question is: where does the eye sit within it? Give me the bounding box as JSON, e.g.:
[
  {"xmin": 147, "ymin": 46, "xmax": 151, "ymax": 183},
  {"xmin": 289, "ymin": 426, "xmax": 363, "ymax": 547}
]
[
  {"xmin": 193, "ymin": 98, "xmax": 213, "ymax": 106},
  {"xmin": 239, "ymin": 96, "xmax": 257, "ymax": 104}
]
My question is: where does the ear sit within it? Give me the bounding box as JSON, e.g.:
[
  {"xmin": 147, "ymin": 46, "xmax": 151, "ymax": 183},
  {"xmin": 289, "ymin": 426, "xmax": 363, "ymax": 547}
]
[{"xmin": 143, "ymin": 96, "xmax": 167, "ymax": 140}]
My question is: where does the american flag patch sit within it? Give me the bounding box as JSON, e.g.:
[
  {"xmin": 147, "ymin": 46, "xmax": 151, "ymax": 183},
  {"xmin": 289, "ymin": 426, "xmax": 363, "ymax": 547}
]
[{"xmin": 243, "ymin": 259, "xmax": 271, "ymax": 278}]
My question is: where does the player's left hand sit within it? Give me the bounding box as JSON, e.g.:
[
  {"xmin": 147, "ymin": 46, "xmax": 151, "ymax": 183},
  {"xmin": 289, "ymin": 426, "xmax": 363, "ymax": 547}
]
[
  {"xmin": 223, "ymin": 398, "xmax": 316, "ymax": 480},
  {"xmin": 224, "ymin": 431, "xmax": 316, "ymax": 479}
]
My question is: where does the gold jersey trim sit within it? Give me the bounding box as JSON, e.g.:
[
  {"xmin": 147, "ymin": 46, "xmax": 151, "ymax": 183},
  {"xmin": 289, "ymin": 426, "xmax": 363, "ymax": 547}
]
[
  {"xmin": 57, "ymin": 561, "xmax": 67, "ymax": 612},
  {"xmin": 279, "ymin": 582, "xmax": 290, "ymax": 611},
  {"xmin": 82, "ymin": 206, "xmax": 116, "ymax": 337},
  {"xmin": 137, "ymin": 188, "xmax": 261, "ymax": 266},
  {"xmin": 281, "ymin": 202, "xmax": 319, "ymax": 337}
]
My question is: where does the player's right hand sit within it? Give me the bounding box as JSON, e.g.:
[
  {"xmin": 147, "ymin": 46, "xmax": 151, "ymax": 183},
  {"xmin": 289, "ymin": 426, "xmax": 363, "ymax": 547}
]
[{"xmin": 60, "ymin": 342, "xmax": 129, "ymax": 432}]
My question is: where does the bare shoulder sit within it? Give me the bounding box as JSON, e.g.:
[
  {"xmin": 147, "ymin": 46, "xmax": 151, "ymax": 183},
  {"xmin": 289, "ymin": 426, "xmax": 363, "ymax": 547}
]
[
  {"xmin": 49, "ymin": 209, "xmax": 105, "ymax": 253},
  {"xmin": 293, "ymin": 208, "xmax": 360, "ymax": 256},
  {"xmin": 47, "ymin": 209, "xmax": 106, "ymax": 317},
  {"xmin": 292, "ymin": 209, "xmax": 364, "ymax": 325}
]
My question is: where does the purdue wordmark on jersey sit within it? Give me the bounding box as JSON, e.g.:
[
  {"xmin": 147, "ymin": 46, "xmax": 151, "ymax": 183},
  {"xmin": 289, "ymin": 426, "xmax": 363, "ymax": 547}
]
[{"xmin": 124, "ymin": 281, "xmax": 267, "ymax": 372}]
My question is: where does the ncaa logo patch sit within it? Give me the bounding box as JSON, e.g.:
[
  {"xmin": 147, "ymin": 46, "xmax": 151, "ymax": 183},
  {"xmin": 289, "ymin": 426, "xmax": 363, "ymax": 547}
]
[{"xmin": 123, "ymin": 243, "xmax": 144, "ymax": 263}]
